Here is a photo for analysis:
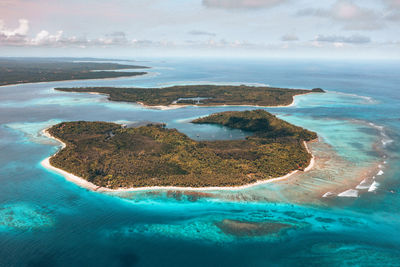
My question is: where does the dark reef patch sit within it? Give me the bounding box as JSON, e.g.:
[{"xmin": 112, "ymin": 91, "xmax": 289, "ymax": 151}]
[{"xmin": 215, "ymin": 219, "xmax": 292, "ymax": 237}]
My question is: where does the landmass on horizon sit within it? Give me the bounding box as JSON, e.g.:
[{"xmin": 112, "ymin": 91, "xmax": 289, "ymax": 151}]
[
  {"xmin": 44, "ymin": 110, "xmax": 317, "ymax": 189},
  {"xmin": 0, "ymin": 57, "xmax": 149, "ymax": 86}
]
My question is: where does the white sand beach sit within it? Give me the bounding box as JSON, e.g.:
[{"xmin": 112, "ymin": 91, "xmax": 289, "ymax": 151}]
[{"xmin": 136, "ymin": 95, "xmax": 300, "ymax": 110}]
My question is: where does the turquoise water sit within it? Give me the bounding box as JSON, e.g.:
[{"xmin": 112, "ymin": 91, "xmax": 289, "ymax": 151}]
[{"xmin": 1, "ymin": 58, "xmax": 400, "ymax": 266}]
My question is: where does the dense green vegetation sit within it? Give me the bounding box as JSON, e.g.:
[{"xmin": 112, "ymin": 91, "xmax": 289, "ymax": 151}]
[
  {"xmin": 55, "ymin": 85, "xmax": 325, "ymax": 107},
  {"xmin": 48, "ymin": 110, "xmax": 317, "ymax": 189},
  {"xmin": 0, "ymin": 58, "xmax": 148, "ymax": 86},
  {"xmin": 192, "ymin": 110, "xmax": 317, "ymax": 141}
]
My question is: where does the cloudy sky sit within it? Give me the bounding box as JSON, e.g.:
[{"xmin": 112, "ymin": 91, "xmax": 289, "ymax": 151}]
[{"xmin": 1, "ymin": 0, "xmax": 399, "ymax": 58}]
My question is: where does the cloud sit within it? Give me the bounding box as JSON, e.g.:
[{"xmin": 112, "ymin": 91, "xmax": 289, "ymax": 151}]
[
  {"xmin": 331, "ymin": 1, "xmax": 382, "ymax": 30},
  {"xmin": 296, "ymin": 1, "xmax": 383, "ymax": 30},
  {"xmin": 202, "ymin": 0, "xmax": 287, "ymax": 9},
  {"xmin": 0, "ymin": 18, "xmax": 29, "ymax": 37},
  {"xmin": 100, "ymin": 31, "xmax": 128, "ymax": 45},
  {"xmin": 0, "ymin": 20, "xmax": 134, "ymax": 48},
  {"xmin": 333, "ymin": 42, "xmax": 344, "ymax": 48},
  {"xmin": 0, "ymin": 0, "xmax": 16, "ymax": 6},
  {"xmin": 0, "ymin": 19, "xmax": 29, "ymax": 45},
  {"xmin": 188, "ymin": 30, "xmax": 216, "ymax": 37},
  {"xmin": 382, "ymin": 0, "xmax": 400, "ymax": 21},
  {"xmin": 386, "ymin": 12, "xmax": 400, "ymax": 20},
  {"xmin": 382, "ymin": 0, "xmax": 400, "ymax": 9},
  {"xmin": 296, "ymin": 8, "xmax": 329, "ymax": 17},
  {"xmin": 315, "ymin": 34, "xmax": 371, "ymax": 44},
  {"xmin": 331, "ymin": 1, "xmax": 371, "ymax": 20},
  {"xmin": 106, "ymin": 31, "xmax": 126, "ymax": 38},
  {"xmin": 184, "ymin": 38, "xmax": 261, "ymax": 49},
  {"xmin": 281, "ymin": 33, "xmax": 298, "ymax": 41},
  {"xmin": 30, "ymin": 30, "xmax": 63, "ymax": 45}
]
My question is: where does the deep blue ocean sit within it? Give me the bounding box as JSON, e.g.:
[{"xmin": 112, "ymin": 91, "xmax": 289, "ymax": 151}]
[{"xmin": 1, "ymin": 58, "xmax": 400, "ymax": 266}]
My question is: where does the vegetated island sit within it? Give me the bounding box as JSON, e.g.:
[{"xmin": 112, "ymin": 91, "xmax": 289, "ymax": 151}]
[
  {"xmin": 0, "ymin": 57, "xmax": 149, "ymax": 86},
  {"xmin": 44, "ymin": 110, "xmax": 317, "ymax": 190},
  {"xmin": 55, "ymin": 85, "xmax": 325, "ymax": 108}
]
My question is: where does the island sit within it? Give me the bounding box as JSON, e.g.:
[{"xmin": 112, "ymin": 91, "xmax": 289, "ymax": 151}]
[
  {"xmin": 0, "ymin": 57, "xmax": 148, "ymax": 86},
  {"xmin": 55, "ymin": 85, "xmax": 325, "ymax": 107},
  {"xmin": 44, "ymin": 110, "xmax": 317, "ymax": 190}
]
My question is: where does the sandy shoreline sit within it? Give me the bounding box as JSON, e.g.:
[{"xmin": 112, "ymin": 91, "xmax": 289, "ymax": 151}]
[
  {"xmin": 136, "ymin": 96, "xmax": 298, "ymax": 110},
  {"xmin": 41, "ymin": 129, "xmax": 105, "ymax": 191},
  {"xmin": 40, "ymin": 128, "xmax": 316, "ymax": 192}
]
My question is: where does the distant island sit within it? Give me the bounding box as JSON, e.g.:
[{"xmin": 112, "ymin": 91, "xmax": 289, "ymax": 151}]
[
  {"xmin": 55, "ymin": 85, "xmax": 325, "ymax": 107},
  {"xmin": 0, "ymin": 57, "xmax": 148, "ymax": 86},
  {"xmin": 44, "ymin": 110, "xmax": 317, "ymax": 190}
]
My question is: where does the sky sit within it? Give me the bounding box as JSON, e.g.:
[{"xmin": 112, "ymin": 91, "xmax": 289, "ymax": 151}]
[{"xmin": 0, "ymin": 0, "xmax": 399, "ymax": 59}]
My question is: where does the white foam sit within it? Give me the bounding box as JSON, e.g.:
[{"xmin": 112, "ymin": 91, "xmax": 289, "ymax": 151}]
[
  {"xmin": 322, "ymin": 192, "xmax": 335, "ymax": 198},
  {"xmin": 378, "ymin": 129, "xmax": 394, "ymax": 147},
  {"xmin": 356, "ymin": 179, "xmax": 372, "ymax": 190},
  {"xmin": 368, "ymin": 181, "xmax": 380, "ymax": 192},
  {"xmin": 338, "ymin": 189, "xmax": 359, "ymax": 198},
  {"xmin": 366, "ymin": 122, "xmax": 394, "ymax": 148},
  {"xmin": 356, "ymin": 185, "xmax": 370, "ymax": 190},
  {"xmin": 368, "ymin": 122, "xmax": 384, "ymax": 131},
  {"xmin": 334, "ymin": 92, "xmax": 376, "ymax": 104},
  {"xmin": 382, "ymin": 138, "xmax": 394, "ymax": 146},
  {"xmin": 377, "ymin": 170, "xmax": 384, "ymax": 176}
]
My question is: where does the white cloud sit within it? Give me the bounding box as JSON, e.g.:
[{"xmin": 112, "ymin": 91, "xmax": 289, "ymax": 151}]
[
  {"xmin": 332, "ymin": 1, "xmax": 382, "ymax": 30},
  {"xmin": 281, "ymin": 33, "xmax": 298, "ymax": 41},
  {"xmin": 386, "ymin": 11, "xmax": 400, "ymax": 20},
  {"xmin": 297, "ymin": 1, "xmax": 383, "ymax": 30},
  {"xmin": 311, "ymin": 41, "xmax": 322, "ymax": 47},
  {"xmin": 0, "ymin": 19, "xmax": 29, "ymax": 45},
  {"xmin": 382, "ymin": 0, "xmax": 400, "ymax": 21},
  {"xmin": 0, "ymin": 18, "xmax": 29, "ymax": 37},
  {"xmin": 0, "ymin": 20, "xmax": 133, "ymax": 47},
  {"xmin": 334, "ymin": 42, "xmax": 345, "ymax": 48},
  {"xmin": 331, "ymin": 1, "xmax": 368, "ymax": 20},
  {"xmin": 90, "ymin": 31, "xmax": 129, "ymax": 46},
  {"xmin": 296, "ymin": 8, "xmax": 329, "ymax": 17},
  {"xmin": 202, "ymin": 0, "xmax": 287, "ymax": 9},
  {"xmin": 315, "ymin": 34, "xmax": 371, "ymax": 44},
  {"xmin": 188, "ymin": 30, "xmax": 216, "ymax": 37},
  {"xmin": 30, "ymin": 30, "xmax": 63, "ymax": 45},
  {"xmin": 382, "ymin": 0, "xmax": 400, "ymax": 9}
]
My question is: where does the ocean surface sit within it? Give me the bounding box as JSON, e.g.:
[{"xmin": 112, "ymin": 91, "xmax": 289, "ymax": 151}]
[{"xmin": 0, "ymin": 58, "xmax": 400, "ymax": 266}]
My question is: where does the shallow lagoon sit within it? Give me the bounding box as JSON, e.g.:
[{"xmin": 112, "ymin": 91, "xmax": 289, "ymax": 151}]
[{"xmin": 0, "ymin": 58, "xmax": 399, "ymax": 266}]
